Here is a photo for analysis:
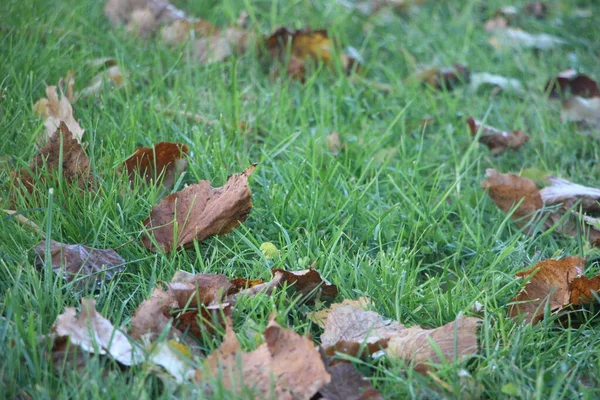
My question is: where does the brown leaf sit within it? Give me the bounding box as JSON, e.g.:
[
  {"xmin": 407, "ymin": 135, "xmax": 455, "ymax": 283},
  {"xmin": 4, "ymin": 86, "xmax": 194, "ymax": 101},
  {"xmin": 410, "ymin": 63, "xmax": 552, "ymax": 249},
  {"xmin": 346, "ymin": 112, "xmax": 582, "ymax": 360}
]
[
  {"xmin": 33, "ymin": 85, "xmax": 84, "ymax": 144},
  {"xmin": 14, "ymin": 122, "xmax": 93, "ymax": 195},
  {"xmin": 540, "ymin": 176, "xmax": 600, "ymax": 213},
  {"xmin": 410, "ymin": 64, "xmax": 470, "ymax": 91},
  {"xmin": 160, "ymin": 18, "xmax": 218, "ymax": 45},
  {"xmin": 326, "ymin": 131, "xmax": 344, "ymax": 155},
  {"xmin": 570, "ymin": 275, "xmax": 600, "ymax": 305},
  {"xmin": 320, "ymin": 304, "xmax": 481, "ymax": 372},
  {"xmin": 386, "ymin": 315, "xmax": 480, "ymax": 373},
  {"xmin": 142, "ymin": 164, "xmax": 255, "ymax": 252},
  {"xmin": 52, "ymin": 298, "xmax": 141, "ymax": 366},
  {"xmin": 308, "ymin": 297, "xmax": 373, "ymax": 329},
  {"xmin": 317, "ymin": 351, "xmax": 383, "ymax": 400},
  {"xmin": 104, "ymin": 0, "xmax": 187, "ymax": 36},
  {"xmin": 197, "ymin": 316, "xmax": 330, "ymax": 399},
  {"xmin": 78, "ymin": 63, "xmax": 129, "ymax": 99},
  {"xmin": 265, "ymin": 27, "xmax": 358, "ymax": 81},
  {"xmin": 33, "ymin": 240, "xmax": 126, "ymax": 290},
  {"xmin": 544, "ymin": 70, "xmax": 600, "ymax": 99},
  {"xmin": 559, "ymin": 96, "xmax": 600, "ymax": 129},
  {"xmin": 123, "ymin": 142, "xmax": 188, "ymax": 190},
  {"xmin": 130, "ymin": 286, "xmax": 182, "ymax": 341},
  {"xmin": 467, "ymin": 117, "xmax": 529, "ymax": 154},
  {"xmin": 481, "ymin": 169, "xmax": 542, "ymax": 226},
  {"xmin": 508, "ymin": 257, "xmax": 586, "ymax": 323}
]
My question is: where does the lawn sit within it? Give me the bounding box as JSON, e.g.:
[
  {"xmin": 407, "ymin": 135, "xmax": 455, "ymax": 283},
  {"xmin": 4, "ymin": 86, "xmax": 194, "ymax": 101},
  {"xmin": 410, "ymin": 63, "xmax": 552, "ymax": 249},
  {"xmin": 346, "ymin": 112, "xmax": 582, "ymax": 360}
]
[{"xmin": 2, "ymin": 0, "xmax": 600, "ymax": 398}]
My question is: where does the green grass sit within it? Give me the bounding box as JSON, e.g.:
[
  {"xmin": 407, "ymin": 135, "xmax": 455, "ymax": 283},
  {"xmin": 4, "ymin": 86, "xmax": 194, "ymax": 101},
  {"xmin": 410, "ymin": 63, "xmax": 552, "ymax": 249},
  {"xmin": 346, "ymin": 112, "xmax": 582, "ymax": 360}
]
[{"xmin": 2, "ymin": 0, "xmax": 600, "ymax": 398}]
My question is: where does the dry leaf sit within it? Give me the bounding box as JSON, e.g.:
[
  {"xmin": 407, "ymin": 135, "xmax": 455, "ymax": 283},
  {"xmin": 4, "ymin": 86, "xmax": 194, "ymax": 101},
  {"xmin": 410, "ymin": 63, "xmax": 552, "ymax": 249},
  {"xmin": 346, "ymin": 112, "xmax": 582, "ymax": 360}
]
[
  {"xmin": 559, "ymin": 97, "xmax": 600, "ymax": 129},
  {"xmin": 33, "ymin": 240, "xmax": 126, "ymax": 290},
  {"xmin": 386, "ymin": 315, "xmax": 480, "ymax": 373},
  {"xmin": 320, "ymin": 303, "xmax": 480, "ymax": 372},
  {"xmin": 160, "ymin": 18, "xmax": 218, "ymax": 45},
  {"xmin": 540, "ymin": 177, "xmax": 600, "ymax": 212},
  {"xmin": 265, "ymin": 27, "xmax": 358, "ymax": 81},
  {"xmin": 142, "ymin": 165, "xmax": 255, "ymax": 252},
  {"xmin": 545, "ymin": 70, "xmax": 600, "ymax": 99},
  {"xmin": 78, "ymin": 64, "xmax": 128, "ymax": 99},
  {"xmin": 467, "ymin": 117, "xmax": 529, "ymax": 154},
  {"xmin": 317, "ymin": 348, "xmax": 383, "ymax": 400},
  {"xmin": 197, "ymin": 316, "xmax": 330, "ymax": 399},
  {"xmin": 14, "ymin": 122, "xmax": 93, "ymax": 195},
  {"xmin": 326, "ymin": 131, "xmax": 344, "ymax": 155},
  {"xmin": 104, "ymin": 0, "xmax": 186, "ymax": 36},
  {"xmin": 2, "ymin": 209, "xmax": 44, "ymax": 236},
  {"xmin": 489, "ymin": 28, "xmax": 565, "ymax": 50},
  {"xmin": 409, "ymin": 64, "xmax": 470, "ymax": 90},
  {"xmin": 481, "ymin": 169, "xmax": 542, "ymax": 226},
  {"xmin": 508, "ymin": 257, "xmax": 585, "ymax": 323},
  {"xmin": 123, "ymin": 142, "xmax": 188, "ymax": 190},
  {"xmin": 33, "ymin": 85, "xmax": 84, "ymax": 144},
  {"xmin": 469, "ymin": 72, "xmax": 524, "ymax": 95},
  {"xmin": 308, "ymin": 297, "xmax": 373, "ymax": 328}
]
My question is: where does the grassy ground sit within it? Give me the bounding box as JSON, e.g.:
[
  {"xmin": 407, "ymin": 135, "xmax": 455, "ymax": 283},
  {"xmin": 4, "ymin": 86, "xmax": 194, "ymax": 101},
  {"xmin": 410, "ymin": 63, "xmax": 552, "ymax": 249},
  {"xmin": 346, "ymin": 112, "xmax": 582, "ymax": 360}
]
[{"xmin": 2, "ymin": 0, "xmax": 600, "ymax": 398}]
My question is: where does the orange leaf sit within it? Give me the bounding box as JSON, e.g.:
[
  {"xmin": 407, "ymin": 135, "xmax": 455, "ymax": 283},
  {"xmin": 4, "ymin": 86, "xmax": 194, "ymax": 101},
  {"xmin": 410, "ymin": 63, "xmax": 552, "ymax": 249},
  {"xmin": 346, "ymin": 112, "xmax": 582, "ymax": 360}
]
[{"xmin": 124, "ymin": 142, "xmax": 188, "ymax": 190}]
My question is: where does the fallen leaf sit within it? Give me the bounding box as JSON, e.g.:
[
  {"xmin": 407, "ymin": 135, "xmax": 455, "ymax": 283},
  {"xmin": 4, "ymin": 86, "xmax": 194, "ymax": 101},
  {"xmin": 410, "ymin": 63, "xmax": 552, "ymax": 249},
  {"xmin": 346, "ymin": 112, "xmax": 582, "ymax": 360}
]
[
  {"xmin": 469, "ymin": 72, "xmax": 524, "ymax": 95},
  {"xmin": 33, "ymin": 240, "xmax": 126, "ymax": 290},
  {"xmin": 308, "ymin": 297, "xmax": 373, "ymax": 328},
  {"xmin": 317, "ymin": 348, "xmax": 383, "ymax": 400},
  {"xmin": 489, "ymin": 28, "xmax": 565, "ymax": 51},
  {"xmin": 326, "ymin": 131, "xmax": 344, "ymax": 155},
  {"xmin": 320, "ymin": 303, "xmax": 480, "ymax": 372},
  {"xmin": 409, "ymin": 64, "xmax": 470, "ymax": 91},
  {"xmin": 559, "ymin": 96, "xmax": 600, "ymax": 129},
  {"xmin": 14, "ymin": 122, "xmax": 93, "ymax": 195},
  {"xmin": 508, "ymin": 257, "xmax": 585, "ymax": 323},
  {"xmin": 467, "ymin": 117, "xmax": 529, "ymax": 154},
  {"xmin": 142, "ymin": 164, "xmax": 255, "ymax": 252},
  {"xmin": 104, "ymin": 0, "xmax": 187, "ymax": 37},
  {"xmin": 33, "ymin": 85, "xmax": 84, "ymax": 144},
  {"xmin": 78, "ymin": 63, "xmax": 129, "ymax": 99},
  {"xmin": 123, "ymin": 142, "xmax": 188, "ymax": 190},
  {"xmin": 544, "ymin": 70, "xmax": 600, "ymax": 99},
  {"xmin": 540, "ymin": 176, "xmax": 600, "ymax": 213},
  {"xmin": 265, "ymin": 27, "xmax": 358, "ymax": 81},
  {"xmin": 386, "ymin": 315, "xmax": 480, "ymax": 373},
  {"xmin": 160, "ymin": 18, "xmax": 218, "ymax": 45},
  {"xmin": 481, "ymin": 169, "xmax": 542, "ymax": 226},
  {"xmin": 197, "ymin": 316, "xmax": 330, "ymax": 399}
]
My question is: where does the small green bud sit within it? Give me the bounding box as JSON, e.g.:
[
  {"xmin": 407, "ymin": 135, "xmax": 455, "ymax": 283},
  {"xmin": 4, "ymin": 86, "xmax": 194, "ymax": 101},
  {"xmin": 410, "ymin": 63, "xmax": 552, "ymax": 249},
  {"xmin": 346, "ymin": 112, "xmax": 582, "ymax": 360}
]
[{"xmin": 260, "ymin": 242, "xmax": 279, "ymax": 259}]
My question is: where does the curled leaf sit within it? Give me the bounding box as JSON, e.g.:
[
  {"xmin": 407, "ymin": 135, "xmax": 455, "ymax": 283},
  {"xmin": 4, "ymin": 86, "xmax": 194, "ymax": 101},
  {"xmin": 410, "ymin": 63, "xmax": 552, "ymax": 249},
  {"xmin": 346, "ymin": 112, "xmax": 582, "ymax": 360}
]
[
  {"xmin": 123, "ymin": 142, "xmax": 188, "ymax": 190},
  {"xmin": 467, "ymin": 117, "xmax": 529, "ymax": 154},
  {"xmin": 33, "ymin": 85, "xmax": 84, "ymax": 144}
]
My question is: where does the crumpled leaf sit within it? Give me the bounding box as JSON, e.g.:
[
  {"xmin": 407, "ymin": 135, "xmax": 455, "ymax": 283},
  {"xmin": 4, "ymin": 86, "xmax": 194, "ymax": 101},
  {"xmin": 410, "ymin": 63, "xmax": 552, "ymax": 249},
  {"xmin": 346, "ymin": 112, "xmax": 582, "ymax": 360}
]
[
  {"xmin": 196, "ymin": 316, "xmax": 331, "ymax": 399},
  {"xmin": 317, "ymin": 348, "xmax": 383, "ymax": 400},
  {"xmin": 13, "ymin": 122, "xmax": 93, "ymax": 195},
  {"xmin": 50, "ymin": 298, "xmax": 194, "ymax": 382},
  {"xmin": 265, "ymin": 27, "xmax": 359, "ymax": 81},
  {"xmin": 489, "ymin": 28, "xmax": 565, "ymax": 50},
  {"xmin": 409, "ymin": 64, "xmax": 470, "ymax": 91},
  {"xmin": 33, "ymin": 85, "xmax": 84, "ymax": 144},
  {"xmin": 78, "ymin": 61, "xmax": 129, "ymax": 99},
  {"xmin": 545, "ymin": 70, "xmax": 600, "ymax": 99},
  {"xmin": 482, "ymin": 169, "xmax": 600, "ymax": 244},
  {"xmin": 124, "ymin": 142, "xmax": 188, "ymax": 190},
  {"xmin": 142, "ymin": 164, "xmax": 255, "ymax": 252},
  {"xmin": 508, "ymin": 257, "xmax": 587, "ymax": 324},
  {"xmin": 469, "ymin": 72, "xmax": 524, "ymax": 95},
  {"xmin": 320, "ymin": 303, "xmax": 480, "ymax": 373},
  {"xmin": 467, "ymin": 117, "xmax": 529, "ymax": 154},
  {"xmin": 33, "ymin": 240, "xmax": 126, "ymax": 290}
]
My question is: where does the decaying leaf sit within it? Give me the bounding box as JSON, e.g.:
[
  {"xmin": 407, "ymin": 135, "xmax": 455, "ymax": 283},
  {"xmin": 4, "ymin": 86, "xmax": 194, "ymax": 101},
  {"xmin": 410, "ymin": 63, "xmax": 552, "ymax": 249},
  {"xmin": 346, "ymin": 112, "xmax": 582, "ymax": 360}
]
[
  {"xmin": 489, "ymin": 28, "xmax": 565, "ymax": 51},
  {"xmin": 409, "ymin": 64, "xmax": 470, "ymax": 91},
  {"xmin": 33, "ymin": 85, "xmax": 84, "ymax": 144},
  {"xmin": 50, "ymin": 298, "xmax": 194, "ymax": 381},
  {"xmin": 14, "ymin": 122, "xmax": 93, "ymax": 195},
  {"xmin": 320, "ymin": 302, "xmax": 480, "ymax": 373},
  {"xmin": 545, "ymin": 70, "xmax": 600, "ymax": 99},
  {"xmin": 508, "ymin": 257, "xmax": 586, "ymax": 323},
  {"xmin": 483, "ymin": 170, "xmax": 600, "ymax": 245},
  {"xmin": 317, "ymin": 348, "xmax": 383, "ymax": 400},
  {"xmin": 467, "ymin": 117, "xmax": 529, "ymax": 154},
  {"xmin": 264, "ymin": 27, "xmax": 359, "ymax": 81},
  {"xmin": 123, "ymin": 142, "xmax": 188, "ymax": 190},
  {"xmin": 196, "ymin": 316, "xmax": 330, "ymax": 399},
  {"xmin": 33, "ymin": 240, "xmax": 126, "ymax": 290},
  {"xmin": 142, "ymin": 165, "xmax": 255, "ymax": 252},
  {"xmin": 469, "ymin": 72, "xmax": 524, "ymax": 95}
]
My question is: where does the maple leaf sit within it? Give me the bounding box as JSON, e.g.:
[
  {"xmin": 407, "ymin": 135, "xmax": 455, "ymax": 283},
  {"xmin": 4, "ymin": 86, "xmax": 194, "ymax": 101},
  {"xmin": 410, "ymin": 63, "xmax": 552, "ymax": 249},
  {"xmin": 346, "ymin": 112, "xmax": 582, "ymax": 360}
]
[
  {"xmin": 320, "ymin": 302, "xmax": 481, "ymax": 373},
  {"xmin": 264, "ymin": 27, "xmax": 359, "ymax": 81},
  {"xmin": 467, "ymin": 117, "xmax": 529, "ymax": 154},
  {"xmin": 13, "ymin": 122, "xmax": 93, "ymax": 196},
  {"xmin": 33, "ymin": 85, "xmax": 84, "ymax": 144},
  {"xmin": 508, "ymin": 257, "xmax": 586, "ymax": 324},
  {"xmin": 123, "ymin": 142, "xmax": 188, "ymax": 190},
  {"xmin": 33, "ymin": 240, "xmax": 126, "ymax": 291},
  {"xmin": 142, "ymin": 164, "xmax": 255, "ymax": 252},
  {"xmin": 196, "ymin": 316, "xmax": 331, "ymax": 399}
]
